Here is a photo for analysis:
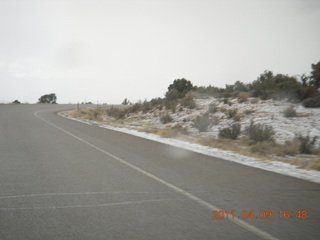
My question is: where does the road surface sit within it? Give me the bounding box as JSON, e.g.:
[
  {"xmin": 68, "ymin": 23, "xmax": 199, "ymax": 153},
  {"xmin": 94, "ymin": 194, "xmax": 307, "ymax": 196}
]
[{"xmin": 0, "ymin": 104, "xmax": 319, "ymax": 239}]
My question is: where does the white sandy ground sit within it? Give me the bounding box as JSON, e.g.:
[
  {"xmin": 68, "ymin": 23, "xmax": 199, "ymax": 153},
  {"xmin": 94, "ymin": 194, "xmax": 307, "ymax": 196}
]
[
  {"xmin": 120, "ymin": 98, "xmax": 320, "ymax": 146},
  {"xmin": 59, "ymin": 108, "xmax": 320, "ymax": 184}
]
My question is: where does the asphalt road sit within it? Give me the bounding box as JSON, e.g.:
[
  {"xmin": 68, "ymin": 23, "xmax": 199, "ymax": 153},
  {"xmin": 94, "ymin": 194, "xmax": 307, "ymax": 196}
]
[{"xmin": 0, "ymin": 104, "xmax": 319, "ymax": 240}]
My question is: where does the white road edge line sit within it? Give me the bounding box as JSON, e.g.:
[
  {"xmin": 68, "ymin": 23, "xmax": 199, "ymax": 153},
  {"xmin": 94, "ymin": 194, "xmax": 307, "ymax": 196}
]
[{"xmin": 34, "ymin": 111, "xmax": 280, "ymax": 240}]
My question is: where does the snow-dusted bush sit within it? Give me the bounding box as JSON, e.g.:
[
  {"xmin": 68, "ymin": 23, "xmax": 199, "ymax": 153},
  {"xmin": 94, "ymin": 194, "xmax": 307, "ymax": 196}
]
[
  {"xmin": 181, "ymin": 92, "xmax": 196, "ymax": 109},
  {"xmin": 208, "ymin": 103, "xmax": 219, "ymax": 114},
  {"xmin": 160, "ymin": 114, "xmax": 173, "ymax": 124},
  {"xmin": 226, "ymin": 109, "xmax": 238, "ymax": 119},
  {"xmin": 302, "ymin": 96, "xmax": 320, "ymax": 108},
  {"xmin": 245, "ymin": 121, "xmax": 275, "ymax": 143},
  {"xmin": 219, "ymin": 123, "xmax": 241, "ymax": 140},
  {"xmin": 282, "ymin": 105, "xmax": 297, "ymax": 117},
  {"xmin": 296, "ymin": 134, "xmax": 318, "ymax": 154},
  {"xmin": 165, "ymin": 99, "xmax": 177, "ymax": 113},
  {"xmin": 106, "ymin": 107, "xmax": 127, "ymax": 119},
  {"xmin": 194, "ymin": 114, "xmax": 211, "ymax": 132},
  {"xmin": 142, "ymin": 101, "xmax": 151, "ymax": 113}
]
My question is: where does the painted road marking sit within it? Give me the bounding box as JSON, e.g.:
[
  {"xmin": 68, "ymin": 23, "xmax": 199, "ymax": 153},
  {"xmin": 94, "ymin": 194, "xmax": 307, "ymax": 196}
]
[{"xmin": 34, "ymin": 111, "xmax": 280, "ymax": 240}]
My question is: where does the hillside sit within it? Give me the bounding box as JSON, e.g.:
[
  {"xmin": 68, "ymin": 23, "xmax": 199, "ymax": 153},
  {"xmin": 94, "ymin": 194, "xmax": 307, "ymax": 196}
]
[{"xmin": 63, "ymin": 96, "xmax": 320, "ymax": 173}]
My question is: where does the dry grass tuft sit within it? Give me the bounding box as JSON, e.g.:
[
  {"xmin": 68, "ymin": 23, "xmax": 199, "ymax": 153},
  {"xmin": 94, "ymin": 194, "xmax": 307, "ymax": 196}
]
[
  {"xmin": 155, "ymin": 124, "xmax": 188, "ymax": 138},
  {"xmin": 66, "ymin": 108, "xmax": 104, "ymax": 121},
  {"xmin": 251, "ymin": 140, "xmax": 300, "ymax": 157},
  {"xmin": 237, "ymin": 92, "xmax": 252, "ymax": 103},
  {"xmin": 279, "ymin": 157, "xmax": 320, "ymax": 171},
  {"xmin": 250, "ymin": 98, "xmax": 259, "ymax": 104}
]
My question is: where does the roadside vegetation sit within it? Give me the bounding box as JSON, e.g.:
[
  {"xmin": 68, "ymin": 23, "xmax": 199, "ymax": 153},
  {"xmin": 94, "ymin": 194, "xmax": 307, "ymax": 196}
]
[{"xmin": 64, "ymin": 61, "xmax": 320, "ymax": 171}]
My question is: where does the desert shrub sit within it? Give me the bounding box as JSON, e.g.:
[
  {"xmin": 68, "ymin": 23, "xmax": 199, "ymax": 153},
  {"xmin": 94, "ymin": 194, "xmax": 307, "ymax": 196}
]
[
  {"xmin": 165, "ymin": 99, "xmax": 177, "ymax": 113},
  {"xmin": 250, "ymin": 98, "xmax": 259, "ymax": 104},
  {"xmin": 233, "ymin": 114, "xmax": 241, "ymax": 122},
  {"xmin": 237, "ymin": 92, "xmax": 252, "ymax": 103},
  {"xmin": 166, "ymin": 78, "xmax": 195, "ymax": 99},
  {"xmin": 277, "ymin": 140, "xmax": 300, "ymax": 156},
  {"xmin": 77, "ymin": 108, "xmax": 104, "ymax": 121},
  {"xmin": 219, "ymin": 107, "xmax": 227, "ymax": 113},
  {"xmin": 226, "ymin": 109, "xmax": 238, "ymax": 119},
  {"xmin": 282, "ymin": 105, "xmax": 297, "ymax": 117},
  {"xmin": 106, "ymin": 107, "xmax": 127, "ymax": 119},
  {"xmin": 181, "ymin": 92, "xmax": 196, "ymax": 109},
  {"xmin": 127, "ymin": 102, "xmax": 142, "ymax": 113},
  {"xmin": 160, "ymin": 114, "xmax": 173, "ymax": 124},
  {"xmin": 251, "ymin": 142, "xmax": 277, "ymax": 155},
  {"xmin": 223, "ymin": 98, "xmax": 229, "ymax": 104},
  {"xmin": 244, "ymin": 109, "xmax": 255, "ymax": 115},
  {"xmin": 251, "ymin": 140, "xmax": 299, "ymax": 156},
  {"xmin": 252, "ymin": 89, "xmax": 269, "ymax": 100},
  {"xmin": 194, "ymin": 113, "xmax": 211, "ymax": 132},
  {"xmin": 142, "ymin": 101, "xmax": 151, "ymax": 113},
  {"xmin": 156, "ymin": 124, "xmax": 187, "ymax": 138},
  {"xmin": 219, "ymin": 123, "xmax": 241, "ymax": 140},
  {"xmin": 149, "ymin": 97, "xmax": 164, "ymax": 108},
  {"xmin": 297, "ymin": 86, "xmax": 318, "ymax": 101},
  {"xmin": 208, "ymin": 103, "xmax": 219, "ymax": 113},
  {"xmin": 172, "ymin": 124, "xmax": 188, "ymax": 135},
  {"xmin": 296, "ymin": 134, "xmax": 318, "ymax": 154},
  {"xmin": 302, "ymin": 96, "xmax": 320, "ymax": 108},
  {"xmin": 245, "ymin": 121, "xmax": 275, "ymax": 143},
  {"xmin": 211, "ymin": 116, "xmax": 220, "ymax": 125}
]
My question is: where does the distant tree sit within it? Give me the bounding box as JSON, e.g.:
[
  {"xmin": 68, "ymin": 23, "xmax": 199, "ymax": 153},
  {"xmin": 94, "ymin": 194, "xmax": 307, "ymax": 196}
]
[
  {"xmin": 299, "ymin": 73, "xmax": 309, "ymax": 87},
  {"xmin": 250, "ymin": 70, "xmax": 302, "ymax": 99},
  {"xmin": 122, "ymin": 98, "xmax": 130, "ymax": 105},
  {"xmin": 38, "ymin": 93, "xmax": 57, "ymax": 104},
  {"xmin": 310, "ymin": 61, "xmax": 320, "ymax": 89},
  {"xmin": 166, "ymin": 78, "xmax": 195, "ymax": 99},
  {"xmin": 234, "ymin": 81, "xmax": 250, "ymax": 92},
  {"xmin": 12, "ymin": 100, "xmax": 20, "ymax": 104}
]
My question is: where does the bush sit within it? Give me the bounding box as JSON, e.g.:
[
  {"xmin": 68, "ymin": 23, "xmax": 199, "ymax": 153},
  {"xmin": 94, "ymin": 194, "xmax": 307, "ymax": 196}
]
[
  {"xmin": 244, "ymin": 109, "xmax": 255, "ymax": 115},
  {"xmin": 127, "ymin": 102, "xmax": 142, "ymax": 113},
  {"xmin": 156, "ymin": 124, "xmax": 187, "ymax": 138},
  {"xmin": 251, "ymin": 140, "xmax": 299, "ymax": 156},
  {"xmin": 219, "ymin": 123, "xmax": 241, "ymax": 139},
  {"xmin": 166, "ymin": 78, "xmax": 195, "ymax": 99},
  {"xmin": 142, "ymin": 101, "xmax": 151, "ymax": 113},
  {"xmin": 181, "ymin": 92, "xmax": 196, "ymax": 109},
  {"xmin": 38, "ymin": 93, "xmax": 57, "ymax": 104},
  {"xmin": 296, "ymin": 134, "xmax": 318, "ymax": 154},
  {"xmin": 302, "ymin": 96, "xmax": 320, "ymax": 108},
  {"xmin": 250, "ymin": 98, "xmax": 259, "ymax": 104},
  {"xmin": 106, "ymin": 107, "xmax": 127, "ymax": 119},
  {"xmin": 245, "ymin": 121, "xmax": 275, "ymax": 143},
  {"xmin": 282, "ymin": 105, "xmax": 297, "ymax": 117},
  {"xmin": 226, "ymin": 109, "xmax": 238, "ymax": 119},
  {"xmin": 160, "ymin": 114, "xmax": 173, "ymax": 124},
  {"xmin": 237, "ymin": 92, "xmax": 252, "ymax": 103},
  {"xmin": 194, "ymin": 114, "xmax": 211, "ymax": 132},
  {"xmin": 208, "ymin": 103, "xmax": 219, "ymax": 114},
  {"xmin": 233, "ymin": 115, "xmax": 241, "ymax": 121},
  {"xmin": 211, "ymin": 116, "xmax": 220, "ymax": 125},
  {"xmin": 165, "ymin": 99, "xmax": 177, "ymax": 113}
]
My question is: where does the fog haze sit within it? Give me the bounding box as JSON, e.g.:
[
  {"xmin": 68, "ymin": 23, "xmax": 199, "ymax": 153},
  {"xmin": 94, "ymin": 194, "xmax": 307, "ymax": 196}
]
[{"xmin": 0, "ymin": 0, "xmax": 319, "ymax": 103}]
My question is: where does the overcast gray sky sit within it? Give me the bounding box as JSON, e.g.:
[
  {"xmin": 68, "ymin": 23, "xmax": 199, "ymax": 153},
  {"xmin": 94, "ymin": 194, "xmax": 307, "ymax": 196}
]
[{"xmin": 0, "ymin": 0, "xmax": 319, "ymax": 104}]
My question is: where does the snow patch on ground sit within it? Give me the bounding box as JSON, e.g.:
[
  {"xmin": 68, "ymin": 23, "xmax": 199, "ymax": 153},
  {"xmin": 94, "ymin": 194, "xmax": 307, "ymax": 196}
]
[{"xmin": 59, "ymin": 112, "xmax": 320, "ymax": 184}]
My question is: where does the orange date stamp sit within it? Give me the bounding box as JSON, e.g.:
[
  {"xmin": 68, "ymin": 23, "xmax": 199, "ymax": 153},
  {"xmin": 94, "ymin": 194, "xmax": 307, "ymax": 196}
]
[{"xmin": 212, "ymin": 210, "xmax": 308, "ymax": 220}]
